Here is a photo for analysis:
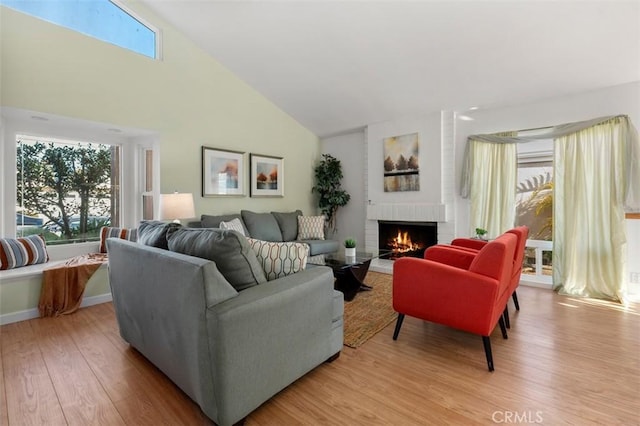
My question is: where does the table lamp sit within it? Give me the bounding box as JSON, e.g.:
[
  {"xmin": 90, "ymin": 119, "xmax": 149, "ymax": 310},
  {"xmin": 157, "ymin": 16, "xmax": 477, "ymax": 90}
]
[{"xmin": 158, "ymin": 192, "xmax": 195, "ymax": 223}]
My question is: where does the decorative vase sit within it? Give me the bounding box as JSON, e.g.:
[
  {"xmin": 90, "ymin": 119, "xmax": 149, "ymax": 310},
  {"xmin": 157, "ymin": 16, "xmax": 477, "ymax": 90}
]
[{"xmin": 345, "ymin": 247, "xmax": 356, "ymax": 257}]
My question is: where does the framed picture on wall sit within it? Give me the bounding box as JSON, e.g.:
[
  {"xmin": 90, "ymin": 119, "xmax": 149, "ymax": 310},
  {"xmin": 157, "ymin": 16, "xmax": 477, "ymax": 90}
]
[
  {"xmin": 202, "ymin": 146, "xmax": 245, "ymax": 196},
  {"xmin": 250, "ymin": 154, "xmax": 284, "ymax": 197},
  {"xmin": 383, "ymin": 132, "xmax": 420, "ymax": 192}
]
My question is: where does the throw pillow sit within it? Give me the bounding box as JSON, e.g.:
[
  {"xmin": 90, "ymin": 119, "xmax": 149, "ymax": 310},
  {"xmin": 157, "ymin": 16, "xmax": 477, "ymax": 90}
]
[
  {"xmin": 99, "ymin": 226, "xmax": 137, "ymax": 253},
  {"xmin": 297, "ymin": 215, "xmax": 325, "ymax": 240},
  {"xmin": 241, "ymin": 210, "xmax": 283, "ymax": 242},
  {"xmin": 167, "ymin": 228, "xmax": 267, "ymax": 291},
  {"xmin": 271, "ymin": 210, "xmax": 302, "ymax": 241},
  {"xmin": 201, "ymin": 214, "xmax": 249, "ymax": 234},
  {"xmin": 219, "ymin": 218, "xmax": 246, "ymax": 236},
  {"xmin": 137, "ymin": 221, "xmax": 182, "ymax": 250},
  {"xmin": 247, "ymin": 238, "xmax": 309, "ymax": 280},
  {"xmin": 0, "ymin": 234, "xmax": 49, "ymax": 270}
]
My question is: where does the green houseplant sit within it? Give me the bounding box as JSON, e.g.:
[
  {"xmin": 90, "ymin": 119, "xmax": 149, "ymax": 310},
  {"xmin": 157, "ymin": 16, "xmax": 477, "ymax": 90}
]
[
  {"xmin": 344, "ymin": 238, "xmax": 356, "ymax": 257},
  {"xmin": 475, "ymin": 227, "xmax": 488, "ymax": 240},
  {"xmin": 312, "ymin": 154, "xmax": 350, "ymax": 235}
]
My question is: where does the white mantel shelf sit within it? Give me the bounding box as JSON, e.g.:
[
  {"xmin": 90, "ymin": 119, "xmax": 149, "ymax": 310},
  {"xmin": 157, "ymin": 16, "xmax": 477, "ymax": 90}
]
[{"xmin": 366, "ymin": 203, "xmax": 447, "ymax": 223}]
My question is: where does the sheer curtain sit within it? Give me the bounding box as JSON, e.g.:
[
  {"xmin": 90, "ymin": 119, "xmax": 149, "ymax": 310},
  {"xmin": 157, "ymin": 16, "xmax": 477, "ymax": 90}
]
[
  {"xmin": 554, "ymin": 117, "xmax": 636, "ymax": 302},
  {"xmin": 461, "ymin": 115, "xmax": 640, "ymax": 302},
  {"xmin": 467, "ymin": 138, "xmax": 517, "ymax": 238}
]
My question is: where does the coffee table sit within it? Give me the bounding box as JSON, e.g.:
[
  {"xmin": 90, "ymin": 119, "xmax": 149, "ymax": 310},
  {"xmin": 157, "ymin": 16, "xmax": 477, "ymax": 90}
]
[{"xmin": 309, "ymin": 251, "xmax": 390, "ymax": 301}]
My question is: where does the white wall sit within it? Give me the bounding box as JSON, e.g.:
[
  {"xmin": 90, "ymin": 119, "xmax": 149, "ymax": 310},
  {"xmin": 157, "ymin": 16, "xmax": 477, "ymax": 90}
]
[
  {"xmin": 321, "ymin": 130, "xmax": 367, "ymax": 247},
  {"xmin": 454, "ymin": 81, "xmax": 640, "ymax": 289}
]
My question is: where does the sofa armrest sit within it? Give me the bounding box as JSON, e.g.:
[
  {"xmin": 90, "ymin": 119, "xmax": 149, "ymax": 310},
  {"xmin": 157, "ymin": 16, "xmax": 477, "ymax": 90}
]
[{"xmin": 204, "ymin": 266, "xmax": 339, "ymax": 425}]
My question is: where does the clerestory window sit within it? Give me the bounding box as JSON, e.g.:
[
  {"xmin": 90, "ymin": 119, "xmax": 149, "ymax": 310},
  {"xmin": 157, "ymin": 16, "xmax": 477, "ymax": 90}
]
[{"xmin": 1, "ymin": 0, "xmax": 159, "ymax": 59}]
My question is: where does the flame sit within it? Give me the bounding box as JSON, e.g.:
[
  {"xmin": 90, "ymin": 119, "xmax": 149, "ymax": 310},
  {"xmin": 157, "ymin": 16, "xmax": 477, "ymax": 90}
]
[{"xmin": 388, "ymin": 230, "xmax": 422, "ymax": 253}]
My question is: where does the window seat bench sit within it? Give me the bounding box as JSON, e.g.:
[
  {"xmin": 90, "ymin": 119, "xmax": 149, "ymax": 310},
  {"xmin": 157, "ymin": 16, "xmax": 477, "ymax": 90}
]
[{"xmin": 0, "ymin": 243, "xmax": 111, "ymax": 325}]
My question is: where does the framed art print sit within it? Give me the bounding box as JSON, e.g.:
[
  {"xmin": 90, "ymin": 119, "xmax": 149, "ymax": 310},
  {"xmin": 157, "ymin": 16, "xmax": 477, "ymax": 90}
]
[
  {"xmin": 250, "ymin": 154, "xmax": 284, "ymax": 197},
  {"xmin": 202, "ymin": 146, "xmax": 245, "ymax": 196},
  {"xmin": 383, "ymin": 132, "xmax": 420, "ymax": 192}
]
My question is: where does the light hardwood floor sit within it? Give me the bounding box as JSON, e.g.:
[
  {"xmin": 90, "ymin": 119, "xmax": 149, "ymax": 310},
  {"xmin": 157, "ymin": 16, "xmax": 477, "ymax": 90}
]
[{"xmin": 1, "ymin": 284, "xmax": 639, "ymax": 425}]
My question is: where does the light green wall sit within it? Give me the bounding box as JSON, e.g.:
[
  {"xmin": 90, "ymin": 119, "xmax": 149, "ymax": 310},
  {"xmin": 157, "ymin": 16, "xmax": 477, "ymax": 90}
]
[{"xmin": 0, "ymin": 3, "xmax": 320, "ymax": 216}]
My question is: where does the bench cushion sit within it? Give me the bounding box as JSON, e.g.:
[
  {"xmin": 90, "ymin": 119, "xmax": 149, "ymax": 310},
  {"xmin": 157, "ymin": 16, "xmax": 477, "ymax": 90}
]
[{"xmin": 0, "ymin": 235, "xmax": 49, "ymax": 270}]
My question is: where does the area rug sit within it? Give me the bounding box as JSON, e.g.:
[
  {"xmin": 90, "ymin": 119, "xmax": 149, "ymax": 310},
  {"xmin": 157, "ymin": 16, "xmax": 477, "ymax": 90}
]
[{"xmin": 343, "ymin": 271, "xmax": 397, "ymax": 348}]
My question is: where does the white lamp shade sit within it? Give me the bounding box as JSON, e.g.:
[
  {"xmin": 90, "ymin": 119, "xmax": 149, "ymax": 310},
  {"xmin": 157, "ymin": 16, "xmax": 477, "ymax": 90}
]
[{"xmin": 159, "ymin": 193, "xmax": 195, "ymax": 221}]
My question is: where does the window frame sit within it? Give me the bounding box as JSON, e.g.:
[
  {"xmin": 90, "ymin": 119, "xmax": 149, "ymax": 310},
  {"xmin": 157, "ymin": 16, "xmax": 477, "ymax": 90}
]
[
  {"xmin": 1, "ymin": 109, "xmax": 159, "ymax": 257},
  {"xmin": 15, "ymin": 134, "xmax": 122, "ymax": 244},
  {"xmin": 1, "ymin": 0, "xmax": 162, "ymax": 60}
]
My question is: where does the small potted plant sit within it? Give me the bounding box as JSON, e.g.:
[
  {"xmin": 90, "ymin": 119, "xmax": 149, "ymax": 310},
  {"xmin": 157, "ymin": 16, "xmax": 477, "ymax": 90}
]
[
  {"xmin": 344, "ymin": 238, "xmax": 357, "ymax": 257},
  {"xmin": 475, "ymin": 228, "xmax": 488, "ymax": 240}
]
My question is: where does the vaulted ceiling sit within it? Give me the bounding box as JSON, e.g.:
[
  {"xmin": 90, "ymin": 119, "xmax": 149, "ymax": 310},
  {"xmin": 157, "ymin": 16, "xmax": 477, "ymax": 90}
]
[{"xmin": 140, "ymin": 0, "xmax": 640, "ymax": 137}]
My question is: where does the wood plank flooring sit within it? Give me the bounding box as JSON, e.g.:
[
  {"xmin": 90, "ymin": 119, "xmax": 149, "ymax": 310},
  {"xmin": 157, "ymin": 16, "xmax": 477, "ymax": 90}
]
[{"xmin": 1, "ymin": 284, "xmax": 639, "ymax": 425}]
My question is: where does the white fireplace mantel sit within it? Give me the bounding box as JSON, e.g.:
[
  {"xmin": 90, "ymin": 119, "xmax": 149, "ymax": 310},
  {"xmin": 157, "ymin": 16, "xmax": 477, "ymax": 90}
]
[{"xmin": 366, "ymin": 203, "xmax": 447, "ymax": 223}]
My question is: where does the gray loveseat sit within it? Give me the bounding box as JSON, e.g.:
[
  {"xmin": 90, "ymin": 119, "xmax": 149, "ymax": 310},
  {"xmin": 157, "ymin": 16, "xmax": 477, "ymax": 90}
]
[
  {"xmin": 107, "ymin": 236, "xmax": 343, "ymax": 425},
  {"xmin": 189, "ymin": 210, "xmax": 340, "ymax": 256}
]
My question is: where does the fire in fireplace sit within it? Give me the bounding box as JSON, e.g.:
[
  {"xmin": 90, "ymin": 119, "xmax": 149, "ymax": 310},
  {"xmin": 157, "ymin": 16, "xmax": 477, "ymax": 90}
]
[{"xmin": 378, "ymin": 221, "xmax": 437, "ymax": 259}]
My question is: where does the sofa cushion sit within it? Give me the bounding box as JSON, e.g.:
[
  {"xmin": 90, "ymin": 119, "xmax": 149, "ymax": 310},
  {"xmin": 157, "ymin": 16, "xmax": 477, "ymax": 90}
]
[
  {"xmin": 99, "ymin": 226, "xmax": 137, "ymax": 253},
  {"xmin": 241, "ymin": 210, "xmax": 283, "ymax": 242},
  {"xmin": 201, "ymin": 214, "xmax": 249, "ymax": 234},
  {"xmin": 247, "ymin": 238, "xmax": 309, "ymax": 280},
  {"xmin": 167, "ymin": 228, "xmax": 267, "ymax": 291},
  {"xmin": 271, "ymin": 210, "xmax": 302, "ymax": 241},
  {"xmin": 0, "ymin": 234, "xmax": 49, "ymax": 270},
  {"xmin": 219, "ymin": 218, "xmax": 246, "ymax": 236},
  {"xmin": 297, "ymin": 215, "xmax": 325, "ymax": 240},
  {"xmin": 138, "ymin": 221, "xmax": 181, "ymax": 250}
]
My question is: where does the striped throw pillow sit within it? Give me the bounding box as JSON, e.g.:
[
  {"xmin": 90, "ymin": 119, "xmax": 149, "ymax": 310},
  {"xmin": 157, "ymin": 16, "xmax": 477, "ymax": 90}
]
[
  {"xmin": 99, "ymin": 227, "xmax": 137, "ymax": 253},
  {"xmin": 296, "ymin": 215, "xmax": 325, "ymax": 240},
  {"xmin": 247, "ymin": 238, "xmax": 309, "ymax": 280},
  {"xmin": 219, "ymin": 218, "xmax": 246, "ymax": 236},
  {"xmin": 0, "ymin": 234, "xmax": 49, "ymax": 270}
]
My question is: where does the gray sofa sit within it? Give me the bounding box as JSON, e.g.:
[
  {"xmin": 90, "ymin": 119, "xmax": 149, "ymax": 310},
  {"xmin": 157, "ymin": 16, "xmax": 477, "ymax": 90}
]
[
  {"xmin": 188, "ymin": 210, "xmax": 339, "ymax": 256},
  {"xmin": 107, "ymin": 237, "xmax": 344, "ymax": 426}
]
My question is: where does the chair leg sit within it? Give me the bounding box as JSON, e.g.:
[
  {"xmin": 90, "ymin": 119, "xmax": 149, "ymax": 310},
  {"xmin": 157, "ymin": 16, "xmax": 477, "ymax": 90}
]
[
  {"xmin": 498, "ymin": 315, "xmax": 508, "ymax": 339},
  {"xmin": 392, "ymin": 313, "xmax": 405, "ymax": 340},
  {"xmin": 512, "ymin": 291, "xmax": 520, "ymax": 311},
  {"xmin": 482, "ymin": 336, "xmax": 494, "ymax": 372},
  {"xmin": 503, "ymin": 306, "xmax": 510, "ymax": 329}
]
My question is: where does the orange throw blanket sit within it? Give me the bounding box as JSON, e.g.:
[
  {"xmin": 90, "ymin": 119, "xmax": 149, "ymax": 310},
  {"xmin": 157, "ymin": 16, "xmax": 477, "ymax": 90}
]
[{"xmin": 38, "ymin": 253, "xmax": 108, "ymax": 317}]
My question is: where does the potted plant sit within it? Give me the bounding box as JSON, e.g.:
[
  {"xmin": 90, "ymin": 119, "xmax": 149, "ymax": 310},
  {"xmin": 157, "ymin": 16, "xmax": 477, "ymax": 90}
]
[
  {"xmin": 312, "ymin": 154, "xmax": 350, "ymax": 235},
  {"xmin": 344, "ymin": 238, "xmax": 357, "ymax": 257},
  {"xmin": 475, "ymin": 228, "xmax": 488, "ymax": 240}
]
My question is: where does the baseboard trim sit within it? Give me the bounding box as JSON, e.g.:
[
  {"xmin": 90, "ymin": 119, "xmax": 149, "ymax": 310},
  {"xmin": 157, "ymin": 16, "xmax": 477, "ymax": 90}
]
[{"xmin": 0, "ymin": 293, "xmax": 113, "ymax": 326}]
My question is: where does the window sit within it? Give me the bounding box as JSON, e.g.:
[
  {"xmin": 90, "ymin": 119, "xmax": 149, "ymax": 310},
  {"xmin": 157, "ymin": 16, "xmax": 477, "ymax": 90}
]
[
  {"xmin": 2, "ymin": 108, "xmax": 160, "ymax": 256},
  {"xmin": 16, "ymin": 135, "xmax": 120, "ymax": 245},
  {"xmin": 1, "ymin": 0, "xmax": 159, "ymax": 59},
  {"xmin": 515, "ymin": 138, "xmax": 553, "ymax": 283}
]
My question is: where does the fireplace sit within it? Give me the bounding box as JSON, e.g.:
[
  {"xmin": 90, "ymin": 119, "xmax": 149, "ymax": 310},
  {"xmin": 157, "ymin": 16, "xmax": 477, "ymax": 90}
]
[{"xmin": 378, "ymin": 221, "xmax": 437, "ymax": 259}]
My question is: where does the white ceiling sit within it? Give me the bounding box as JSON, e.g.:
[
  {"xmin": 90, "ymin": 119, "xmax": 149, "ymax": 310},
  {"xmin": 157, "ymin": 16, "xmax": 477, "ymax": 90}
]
[{"xmin": 139, "ymin": 0, "xmax": 640, "ymax": 138}]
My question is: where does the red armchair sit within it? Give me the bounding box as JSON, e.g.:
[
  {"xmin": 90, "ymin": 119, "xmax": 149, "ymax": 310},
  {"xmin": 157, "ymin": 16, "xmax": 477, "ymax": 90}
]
[
  {"xmin": 392, "ymin": 233, "xmax": 517, "ymax": 371},
  {"xmin": 451, "ymin": 226, "xmax": 529, "ymax": 317}
]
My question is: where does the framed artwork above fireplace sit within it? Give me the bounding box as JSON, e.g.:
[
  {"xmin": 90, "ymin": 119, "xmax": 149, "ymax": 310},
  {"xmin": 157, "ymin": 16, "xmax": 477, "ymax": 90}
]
[{"xmin": 383, "ymin": 132, "xmax": 420, "ymax": 192}]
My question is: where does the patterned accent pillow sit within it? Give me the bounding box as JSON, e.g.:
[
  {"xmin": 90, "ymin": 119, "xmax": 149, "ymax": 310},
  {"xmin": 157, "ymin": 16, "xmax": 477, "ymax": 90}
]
[
  {"xmin": 247, "ymin": 238, "xmax": 309, "ymax": 280},
  {"xmin": 297, "ymin": 215, "xmax": 325, "ymax": 240},
  {"xmin": 99, "ymin": 227, "xmax": 138, "ymax": 253},
  {"xmin": 219, "ymin": 218, "xmax": 246, "ymax": 236},
  {"xmin": 0, "ymin": 234, "xmax": 49, "ymax": 270}
]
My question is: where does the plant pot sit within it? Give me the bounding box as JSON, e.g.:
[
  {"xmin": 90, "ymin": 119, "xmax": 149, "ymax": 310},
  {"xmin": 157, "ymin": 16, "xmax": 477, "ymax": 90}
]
[{"xmin": 345, "ymin": 247, "xmax": 356, "ymax": 257}]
